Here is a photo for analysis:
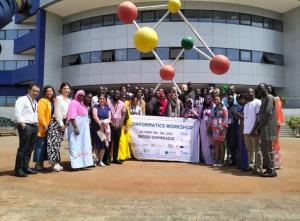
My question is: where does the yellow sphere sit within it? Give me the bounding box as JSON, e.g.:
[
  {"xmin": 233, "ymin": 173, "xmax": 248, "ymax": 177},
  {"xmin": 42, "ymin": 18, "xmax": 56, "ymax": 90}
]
[
  {"xmin": 134, "ymin": 27, "xmax": 158, "ymax": 53},
  {"xmin": 168, "ymin": 0, "xmax": 181, "ymax": 14}
]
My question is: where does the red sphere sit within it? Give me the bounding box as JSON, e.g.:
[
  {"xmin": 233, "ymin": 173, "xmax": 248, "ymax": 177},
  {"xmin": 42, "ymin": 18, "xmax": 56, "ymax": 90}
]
[
  {"xmin": 117, "ymin": 1, "xmax": 138, "ymax": 24},
  {"xmin": 160, "ymin": 65, "xmax": 176, "ymax": 81},
  {"xmin": 210, "ymin": 55, "xmax": 230, "ymax": 75}
]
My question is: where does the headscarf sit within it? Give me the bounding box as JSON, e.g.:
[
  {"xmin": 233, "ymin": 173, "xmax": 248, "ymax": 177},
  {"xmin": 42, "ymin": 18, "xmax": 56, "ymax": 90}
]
[
  {"xmin": 75, "ymin": 90, "xmax": 85, "ymax": 102},
  {"xmin": 181, "ymin": 98, "xmax": 198, "ymax": 118},
  {"xmin": 67, "ymin": 90, "xmax": 87, "ymax": 120}
]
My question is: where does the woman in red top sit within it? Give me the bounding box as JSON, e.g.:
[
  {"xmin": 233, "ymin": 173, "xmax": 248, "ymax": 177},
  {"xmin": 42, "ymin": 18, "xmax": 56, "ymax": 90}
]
[{"xmin": 159, "ymin": 92, "xmax": 168, "ymax": 116}]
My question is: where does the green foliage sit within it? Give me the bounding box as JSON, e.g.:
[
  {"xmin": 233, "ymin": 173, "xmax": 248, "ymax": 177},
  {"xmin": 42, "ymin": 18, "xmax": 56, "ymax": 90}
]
[
  {"xmin": 286, "ymin": 116, "xmax": 300, "ymax": 130},
  {"xmin": 280, "ymin": 96, "xmax": 288, "ymax": 106}
]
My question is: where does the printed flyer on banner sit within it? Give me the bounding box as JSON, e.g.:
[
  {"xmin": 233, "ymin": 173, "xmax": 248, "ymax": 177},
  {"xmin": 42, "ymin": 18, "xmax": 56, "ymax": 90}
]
[{"xmin": 130, "ymin": 115, "xmax": 200, "ymax": 163}]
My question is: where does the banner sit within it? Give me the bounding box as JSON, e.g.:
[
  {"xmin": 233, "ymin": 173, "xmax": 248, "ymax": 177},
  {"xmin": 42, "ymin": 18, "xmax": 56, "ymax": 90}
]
[{"xmin": 130, "ymin": 115, "xmax": 200, "ymax": 163}]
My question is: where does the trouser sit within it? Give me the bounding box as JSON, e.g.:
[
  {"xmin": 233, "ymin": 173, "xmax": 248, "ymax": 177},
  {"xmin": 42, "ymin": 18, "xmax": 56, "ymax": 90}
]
[
  {"xmin": 244, "ymin": 134, "xmax": 263, "ymax": 170},
  {"xmin": 33, "ymin": 137, "xmax": 48, "ymax": 163},
  {"xmin": 109, "ymin": 126, "xmax": 122, "ymax": 161},
  {"xmin": 15, "ymin": 124, "xmax": 38, "ymax": 171},
  {"xmin": 226, "ymin": 125, "xmax": 238, "ymax": 164},
  {"xmin": 260, "ymin": 139, "xmax": 275, "ymax": 171}
]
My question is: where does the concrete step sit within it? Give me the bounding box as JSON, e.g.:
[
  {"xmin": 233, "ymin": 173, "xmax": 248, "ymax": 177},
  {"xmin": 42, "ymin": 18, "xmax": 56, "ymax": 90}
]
[{"xmin": 279, "ymin": 125, "xmax": 296, "ymax": 138}]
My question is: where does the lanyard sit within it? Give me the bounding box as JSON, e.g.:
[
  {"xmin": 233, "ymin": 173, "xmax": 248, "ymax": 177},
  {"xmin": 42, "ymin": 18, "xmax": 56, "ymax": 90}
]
[{"xmin": 26, "ymin": 95, "xmax": 37, "ymax": 113}]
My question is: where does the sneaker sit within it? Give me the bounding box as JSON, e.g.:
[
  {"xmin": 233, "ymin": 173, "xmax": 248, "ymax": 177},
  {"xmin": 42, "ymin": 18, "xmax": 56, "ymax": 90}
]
[
  {"xmin": 99, "ymin": 161, "xmax": 106, "ymax": 167},
  {"xmin": 58, "ymin": 164, "xmax": 63, "ymax": 171},
  {"xmin": 53, "ymin": 164, "xmax": 61, "ymax": 172}
]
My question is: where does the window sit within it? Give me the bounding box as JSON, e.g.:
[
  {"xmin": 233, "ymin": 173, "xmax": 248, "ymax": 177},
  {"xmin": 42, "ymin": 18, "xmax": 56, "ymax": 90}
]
[
  {"xmin": 91, "ymin": 16, "xmax": 102, "ymax": 28},
  {"xmin": 155, "ymin": 10, "xmax": 169, "ymax": 22},
  {"xmin": 240, "ymin": 50, "xmax": 252, "ymax": 62},
  {"xmin": 0, "ymin": 61, "xmax": 4, "ymax": 70},
  {"xmin": 262, "ymin": 52, "xmax": 282, "ymax": 65},
  {"xmin": 135, "ymin": 11, "xmax": 142, "ymax": 23},
  {"xmin": 142, "ymin": 11, "xmax": 155, "ymax": 23},
  {"xmin": 128, "ymin": 48, "xmax": 140, "ymax": 61},
  {"xmin": 80, "ymin": 18, "xmax": 91, "ymax": 30},
  {"xmin": 71, "ymin": 21, "xmax": 80, "ymax": 32},
  {"xmin": 5, "ymin": 30, "xmax": 18, "ymax": 40},
  {"xmin": 16, "ymin": 60, "xmax": 29, "ymax": 69},
  {"xmin": 199, "ymin": 10, "xmax": 212, "ymax": 22},
  {"xmin": 198, "ymin": 47, "xmax": 211, "ymax": 60},
  {"xmin": 101, "ymin": 50, "xmax": 115, "ymax": 62},
  {"xmin": 141, "ymin": 52, "xmax": 155, "ymax": 60},
  {"xmin": 240, "ymin": 14, "xmax": 251, "ymax": 26},
  {"xmin": 91, "ymin": 51, "xmax": 101, "ymax": 63},
  {"xmin": 213, "ymin": 47, "xmax": 226, "ymax": 56},
  {"xmin": 115, "ymin": 49, "xmax": 127, "ymax": 61},
  {"xmin": 227, "ymin": 12, "xmax": 239, "ymax": 24},
  {"xmin": 4, "ymin": 61, "xmax": 17, "ymax": 70},
  {"xmin": 184, "ymin": 50, "xmax": 198, "ymax": 59},
  {"xmin": 80, "ymin": 52, "xmax": 91, "ymax": 64},
  {"xmin": 252, "ymin": 15, "xmax": 263, "ymax": 28},
  {"xmin": 6, "ymin": 96, "xmax": 16, "ymax": 107},
  {"xmin": 103, "ymin": 14, "xmax": 115, "ymax": 26},
  {"xmin": 29, "ymin": 60, "xmax": 35, "ymax": 65},
  {"xmin": 252, "ymin": 51, "xmax": 263, "ymax": 63},
  {"xmin": 0, "ymin": 31, "xmax": 5, "ymax": 40},
  {"xmin": 0, "ymin": 97, "xmax": 6, "ymax": 107},
  {"xmin": 155, "ymin": 47, "xmax": 169, "ymax": 60},
  {"xmin": 226, "ymin": 48, "xmax": 239, "ymax": 61},
  {"xmin": 17, "ymin": 29, "xmax": 30, "ymax": 38},
  {"xmin": 185, "ymin": 10, "xmax": 198, "ymax": 22},
  {"xmin": 274, "ymin": 54, "xmax": 284, "ymax": 66},
  {"xmin": 63, "ymin": 23, "xmax": 72, "ymax": 35},
  {"xmin": 263, "ymin": 17, "xmax": 273, "ymax": 29},
  {"xmin": 170, "ymin": 10, "xmax": 182, "ymax": 21},
  {"xmin": 273, "ymin": 20, "xmax": 283, "ymax": 32},
  {"xmin": 213, "ymin": 11, "xmax": 226, "ymax": 23},
  {"xmin": 170, "ymin": 48, "xmax": 183, "ymax": 59},
  {"xmin": 62, "ymin": 55, "xmax": 80, "ymax": 67}
]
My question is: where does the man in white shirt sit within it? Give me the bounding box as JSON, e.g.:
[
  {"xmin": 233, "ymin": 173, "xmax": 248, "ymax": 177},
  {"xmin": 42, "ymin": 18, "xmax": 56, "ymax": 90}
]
[
  {"xmin": 14, "ymin": 83, "xmax": 40, "ymax": 177},
  {"xmin": 243, "ymin": 88, "xmax": 263, "ymax": 174}
]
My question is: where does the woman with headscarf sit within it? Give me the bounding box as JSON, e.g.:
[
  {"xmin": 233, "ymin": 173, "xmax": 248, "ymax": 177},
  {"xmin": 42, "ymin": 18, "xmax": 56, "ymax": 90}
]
[
  {"xmin": 167, "ymin": 92, "xmax": 184, "ymax": 117},
  {"xmin": 199, "ymin": 95, "xmax": 215, "ymax": 166},
  {"xmin": 67, "ymin": 90, "xmax": 93, "ymax": 169},
  {"xmin": 181, "ymin": 98, "xmax": 198, "ymax": 119},
  {"xmin": 159, "ymin": 92, "xmax": 168, "ymax": 116}
]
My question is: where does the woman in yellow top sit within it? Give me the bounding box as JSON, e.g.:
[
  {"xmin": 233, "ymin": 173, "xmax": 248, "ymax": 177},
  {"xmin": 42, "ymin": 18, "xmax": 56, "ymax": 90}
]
[
  {"xmin": 33, "ymin": 85, "xmax": 56, "ymax": 171},
  {"xmin": 118, "ymin": 93, "xmax": 131, "ymax": 161}
]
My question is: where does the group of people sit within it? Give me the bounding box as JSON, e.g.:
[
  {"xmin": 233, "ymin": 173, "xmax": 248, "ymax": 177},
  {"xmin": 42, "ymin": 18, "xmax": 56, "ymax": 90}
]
[{"xmin": 14, "ymin": 81, "xmax": 283, "ymax": 178}]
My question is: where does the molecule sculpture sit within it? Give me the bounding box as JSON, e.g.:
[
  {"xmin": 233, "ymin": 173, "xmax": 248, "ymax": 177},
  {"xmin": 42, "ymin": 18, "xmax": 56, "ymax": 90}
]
[{"xmin": 117, "ymin": 0, "xmax": 230, "ymax": 94}]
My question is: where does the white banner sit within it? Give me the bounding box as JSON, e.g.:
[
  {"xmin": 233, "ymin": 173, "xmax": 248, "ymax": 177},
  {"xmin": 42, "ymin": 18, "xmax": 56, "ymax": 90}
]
[{"xmin": 130, "ymin": 115, "xmax": 200, "ymax": 163}]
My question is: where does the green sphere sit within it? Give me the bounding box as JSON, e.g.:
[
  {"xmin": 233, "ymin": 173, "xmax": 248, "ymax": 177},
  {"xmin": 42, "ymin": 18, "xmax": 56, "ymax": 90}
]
[{"xmin": 181, "ymin": 36, "xmax": 194, "ymax": 50}]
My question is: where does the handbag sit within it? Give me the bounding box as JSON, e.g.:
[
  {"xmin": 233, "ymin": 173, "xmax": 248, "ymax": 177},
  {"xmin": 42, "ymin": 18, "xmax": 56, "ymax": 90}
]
[{"xmin": 97, "ymin": 129, "xmax": 107, "ymax": 142}]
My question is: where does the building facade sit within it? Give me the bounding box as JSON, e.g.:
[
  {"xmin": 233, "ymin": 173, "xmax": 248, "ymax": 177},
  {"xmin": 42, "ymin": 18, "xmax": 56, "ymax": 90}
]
[{"xmin": 0, "ymin": 0, "xmax": 300, "ymax": 108}]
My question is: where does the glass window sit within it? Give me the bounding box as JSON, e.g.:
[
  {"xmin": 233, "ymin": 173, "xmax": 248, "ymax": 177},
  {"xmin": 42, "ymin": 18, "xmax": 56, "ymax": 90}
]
[
  {"xmin": 91, "ymin": 16, "xmax": 102, "ymax": 28},
  {"xmin": 213, "ymin": 47, "xmax": 226, "ymax": 56},
  {"xmin": 4, "ymin": 60, "xmax": 17, "ymax": 70},
  {"xmin": 16, "ymin": 60, "xmax": 29, "ymax": 69},
  {"xmin": 170, "ymin": 48, "xmax": 183, "ymax": 59},
  {"xmin": 226, "ymin": 48, "xmax": 239, "ymax": 61},
  {"xmin": 199, "ymin": 10, "xmax": 212, "ymax": 22},
  {"xmin": 155, "ymin": 10, "xmax": 169, "ymax": 22},
  {"xmin": 240, "ymin": 14, "xmax": 251, "ymax": 26},
  {"xmin": 115, "ymin": 49, "xmax": 127, "ymax": 61},
  {"xmin": 5, "ymin": 30, "xmax": 18, "ymax": 40},
  {"xmin": 185, "ymin": 10, "xmax": 198, "ymax": 22},
  {"xmin": 184, "ymin": 50, "xmax": 198, "ymax": 59},
  {"xmin": 6, "ymin": 96, "xmax": 16, "ymax": 107},
  {"xmin": 274, "ymin": 54, "xmax": 284, "ymax": 66},
  {"xmin": 262, "ymin": 52, "xmax": 277, "ymax": 65},
  {"xmin": 80, "ymin": 18, "xmax": 91, "ymax": 30},
  {"xmin": 0, "ymin": 61, "xmax": 4, "ymax": 70},
  {"xmin": 240, "ymin": 50, "xmax": 252, "ymax": 62},
  {"xmin": 170, "ymin": 10, "xmax": 183, "ymax": 21},
  {"xmin": 80, "ymin": 52, "xmax": 91, "ymax": 64},
  {"xmin": 62, "ymin": 54, "xmax": 80, "ymax": 67},
  {"xmin": 263, "ymin": 17, "xmax": 273, "ymax": 29},
  {"xmin": 101, "ymin": 50, "xmax": 115, "ymax": 62},
  {"xmin": 155, "ymin": 47, "xmax": 169, "ymax": 60},
  {"xmin": 63, "ymin": 23, "xmax": 72, "ymax": 35},
  {"xmin": 198, "ymin": 47, "xmax": 211, "ymax": 60},
  {"xmin": 28, "ymin": 60, "xmax": 35, "ymax": 65},
  {"xmin": 135, "ymin": 11, "xmax": 142, "ymax": 23},
  {"xmin": 273, "ymin": 20, "xmax": 283, "ymax": 32},
  {"xmin": 252, "ymin": 51, "xmax": 263, "ymax": 63},
  {"xmin": 128, "ymin": 48, "xmax": 141, "ymax": 61},
  {"xmin": 71, "ymin": 21, "xmax": 80, "ymax": 32},
  {"xmin": 141, "ymin": 52, "xmax": 155, "ymax": 60},
  {"xmin": 142, "ymin": 11, "xmax": 155, "ymax": 23},
  {"xmin": 91, "ymin": 51, "xmax": 102, "ymax": 63},
  {"xmin": 0, "ymin": 96, "xmax": 6, "ymax": 107},
  {"xmin": 103, "ymin": 14, "xmax": 115, "ymax": 26},
  {"xmin": 252, "ymin": 15, "xmax": 263, "ymax": 28},
  {"xmin": 227, "ymin": 12, "xmax": 239, "ymax": 24},
  {"xmin": 17, "ymin": 29, "xmax": 30, "ymax": 38},
  {"xmin": 213, "ymin": 11, "xmax": 226, "ymax": 23},
  {"xmin": 0, "ymin": 31, "xmax": 5, "ymax": 40}
]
